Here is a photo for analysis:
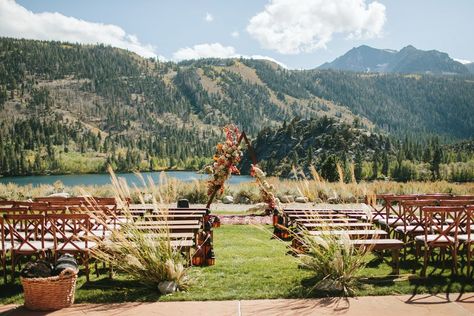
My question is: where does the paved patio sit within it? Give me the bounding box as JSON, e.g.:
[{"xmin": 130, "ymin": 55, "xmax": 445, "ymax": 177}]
[{"xmin": 1, "ymin": 293, "xmax": 473, "ymax": 315}]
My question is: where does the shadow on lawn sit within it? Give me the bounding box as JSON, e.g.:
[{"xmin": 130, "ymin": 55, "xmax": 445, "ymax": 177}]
[
  {"xmin": 75, "ymin": 278, "xmax": 161, "ymax": 303},
  {"xmin": 0, "ymin": 282, "xmax": 23, "ymax": 304},
  {"xmin": 0, "ymin": 276, "xmax": 163, "ymax": 305}
]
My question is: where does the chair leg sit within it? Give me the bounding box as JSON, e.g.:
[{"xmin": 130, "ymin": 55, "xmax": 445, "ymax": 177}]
[
  {"xmin": 1, "ymin": 254, "xmax": 6, "ymax": 284},
  {"xmin": 95, "ymin": 261, "xmax": 99, "ymax": 278},
  {"xmin": 84, "ymin": 254, "xmax": 90, "ymax": 282},
  {"xmin": 468, "ymin": 244, "xmax": 472, "ymax": 277},
  {"xmin": 451, "ymin": 246, "xmax": 458, "ymax": 276},
  {"xmin": 440, "ymin": 247, "xmax": 446, "ymax": 270},
  {"xmin": 415, "ymin": 242, "xmax": 421, "ymax": 261},
  {"xmin": 10, "ymin": 254, "xmax": 16, "ymax": 283},
  {"xmin": 421, "ymin": 246, "xmax": 431, "ymax": 277},
  {"xmin": 391, "ymin": 249, "xmax": 400, "ymax": 275}
]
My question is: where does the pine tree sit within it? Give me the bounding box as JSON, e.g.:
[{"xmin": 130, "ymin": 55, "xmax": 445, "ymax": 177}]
[
  {"xmin": 372, "ymin": 150, "xmax": 379, "ymax": 180},
  {"xmin": 354, "ymin": 151, "xmax": 363, "ymax": 181},
  {"xmin": 382, "ymin": 152, "xmax": 389, "ymax": 177}
]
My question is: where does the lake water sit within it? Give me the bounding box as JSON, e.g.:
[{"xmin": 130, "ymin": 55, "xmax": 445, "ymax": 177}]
[{"xmin": 0, "ymin": 171, "xmax": 253, "ymax": 187}]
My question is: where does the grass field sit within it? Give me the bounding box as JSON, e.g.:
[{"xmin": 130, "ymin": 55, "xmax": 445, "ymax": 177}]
[{"xmin": 1, "ymin": 225, "xmax": 474, "ymax": 304}]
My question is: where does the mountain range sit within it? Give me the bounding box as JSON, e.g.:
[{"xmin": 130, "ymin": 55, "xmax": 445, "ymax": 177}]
[
  {"xmin": 0, "ymin": 37, "xmax": 473, "ymax": 176},
  {"xmin": 319, "ymin": 45, "xmax": 474, "ymax": 75}
]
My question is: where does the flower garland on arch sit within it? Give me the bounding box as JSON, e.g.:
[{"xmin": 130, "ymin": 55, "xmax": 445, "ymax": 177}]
[
  {"xmin": 206, "ymin": 125, "xmax": 243, "ymax": 199},
  {"xmin": 250, "ymin": 164, "xmax": 283, "ymax": 215}
]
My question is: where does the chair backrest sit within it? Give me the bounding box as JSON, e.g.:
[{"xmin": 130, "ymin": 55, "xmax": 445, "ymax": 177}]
[
  {"xmin": 0, "ymin": 207, "xmax": 29, "ymax": 216},
  {"xmin": 28, "ymin": 206, "xmax": 68, "ymax": 215},
  {"xmin": 47, "ymin": 213, "xmax": 93, "ymax": 251},
  {"xmin": 439, "ymin": 199, "xmax": 474, "ymax": 206},
  {"xmin": 401, "ymin": 199, "xmax": 438, "ymax": 228},
  {"xmin": 0, "ymin": 201, "xmax": 16, "ymax": 208},
  {"xmin": 444, "ymin": 195, "xmax": 474, "ymax": 201},
  {"xmin": 466, "ymin": 206, "xmax": 474, "ymax": 237},
  {"xmin": 11, "ymin": 201, "xmax": 34, "ymax": 208},
  {"xmin": 3, "ymin": 214, "xmax": 46, "ymax": 251},
  {"xmin": 421, "ymin": 206, "xmax": 464, "ymax": 245},
  {"xmin": 416, "ymin": 193, "xmax": 452, "ymax": 199},
  {"xmin": 71, "ymin": 205, "xmax": 113, "ymax": 232}
]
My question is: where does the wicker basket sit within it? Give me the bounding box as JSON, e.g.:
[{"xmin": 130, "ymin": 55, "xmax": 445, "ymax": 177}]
[{"xmin": 21, "ymin": 268, "xmax": 78, "ymax": 311}]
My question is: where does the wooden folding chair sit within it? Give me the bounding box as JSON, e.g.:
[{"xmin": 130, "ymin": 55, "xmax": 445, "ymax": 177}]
[
  {"xmin": 47, "ymin": 213, "xmax": 97, "ymax": 281},
  {"xmin": 4, "ymin": 214, "xmax": 54, "ymax": 281},
  {"xmin": 0, "ymin": 217, "xmax": 10, "ymax": 283},
  {"xmin": 458, "ymin": 205, "xmax": 474, "ymax": 276},
  {"xmin": 395, "ymin": 200, "xmax": 438, "ymax": 248},
  {"xmin": 377, "ymin": 195, "xmax": 417, "ymax": 234},
  {"xmin": 367, "ymin": 194, "xmax": 393, "ymax": 219},
  {"xmin": 415, "ymin": 206, "xmax": 464, "ymax": 277}
]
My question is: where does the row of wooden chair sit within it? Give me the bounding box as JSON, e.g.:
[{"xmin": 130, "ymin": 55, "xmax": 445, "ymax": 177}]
[
  {"xmin": 1, "ymin": 213, "xmax": 100, "ymax": 282},
  {"xmin": 130, "ymin": 207, "xmax": 214, "ymax": 266},
  {"xmin": 0, "ymin": 197, "xmax": 214, "ymax": 283},
  {"xmin": 371, "ymin": 194, "xmax": 474, "ymax": 276},
  {"xmin": 282, "ymin": 207, "xmax": 404, "ymax": 274}
]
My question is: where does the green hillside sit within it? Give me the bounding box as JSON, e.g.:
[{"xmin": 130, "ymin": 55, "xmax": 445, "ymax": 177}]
[{"xmin": 0, "ymin": 37, "xmax": 473, "ymax": 176}]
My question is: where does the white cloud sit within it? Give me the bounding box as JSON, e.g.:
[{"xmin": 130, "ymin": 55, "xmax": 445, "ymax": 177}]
[
  {"xmin": 205, "ymin": 12, "xmax": 214, "ymax": 22},
  {"xmin": 248, "ymin": 55, "xmax": 288, "ymax": 68},
  {"xmin": 172, "ymin": 42, "xmax": 288, "ymax": 68},
  {"xmin": 231, "ymin": 31, "xmax": 240, "ymax": 38},
  {"xmin": 0, "ymin": 0, "xmax": 157, "ymax": 58},
  {"xmin": 247, "ymin": 0, "xmax": 386, "ymax": 54},
  {"xmin": 453, "ymin": 58, "xmax": 472, "ymax": 65},
  {"xmin": 173, "ymin": 43, "xmax": 236, "ymax": 60}
]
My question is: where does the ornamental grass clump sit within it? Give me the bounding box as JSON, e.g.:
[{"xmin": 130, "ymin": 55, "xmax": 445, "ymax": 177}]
[
  {"xmin": 294, "ymin": 226, "xmax": 372, "ymax": 296},
  {"xmin": 91, "ymin": 167, "xmax": 189, "ymax": 293}
]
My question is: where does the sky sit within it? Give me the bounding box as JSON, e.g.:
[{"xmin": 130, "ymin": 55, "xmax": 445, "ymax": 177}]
[{"xmin": 1, "ymin": 0, "xmax": 473, "ymax": 69}]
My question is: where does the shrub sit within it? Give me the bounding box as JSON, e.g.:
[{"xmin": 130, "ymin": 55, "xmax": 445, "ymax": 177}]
[
  {"xmin": 294, "ymin": 225, "xmax": 372, "ymax": 295},
  {"xmin": 233, "ymin": 184, "xmax": 260, "ymax": 204},
  {"xmin": 180, "ymin": 180, "xmax": 208, "ymax": 204}
]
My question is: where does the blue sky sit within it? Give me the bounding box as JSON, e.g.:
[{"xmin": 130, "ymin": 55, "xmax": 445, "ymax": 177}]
[{"xmin": 1, "ymin": 0, "xmax": 473, "ymax": 69}]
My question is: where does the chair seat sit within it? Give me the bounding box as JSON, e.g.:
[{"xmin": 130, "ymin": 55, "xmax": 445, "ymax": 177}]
[
  {"xmin": 56, "ymin": 241, "xmax": 97, "ymax": 251},
  {"xmin": 395, "ymin": 225, "xmax": 425, "ymax": 234},
  {"xmin": 78, "ymin": 230, "xmax": 112, "ymax": 238},
  {"xmin": 458, "ymin": 234, "xmax": 474, "ymax": 243},
  {"xmin": 43, "ymin": 232, "xmax": 74, "ymax": 241},
  {"xmin": 415, "ymin": 234, "xmax": 455, "ymax": 243},
  {"xmin": 1, "ymin": 241, "xmax": 15, "ymax": 251},
  {"xmin": 11, "ymin": 240, "xmax": 54, "ymax": 252},
  {"xmin": 377, "ymin": 218, "xmax": 405, "ymax": 227}
]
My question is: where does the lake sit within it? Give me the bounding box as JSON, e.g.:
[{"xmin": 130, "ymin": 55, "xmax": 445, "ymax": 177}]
[{"xmin": 0, "ymin": 171, "xmax": 253, "ymax": 187}]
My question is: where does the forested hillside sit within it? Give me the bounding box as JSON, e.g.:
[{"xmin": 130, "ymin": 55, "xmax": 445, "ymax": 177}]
[
  {"xmin": 244, "ymin": 117, "xmax": 474, "ymax": 182},
  {"xmin": 0, "ymin": 38, "xmax": 473, "ymax": 176},
  {"xmin": 244, "ymin": 60, "xmax": 474, "ymax": 139}
]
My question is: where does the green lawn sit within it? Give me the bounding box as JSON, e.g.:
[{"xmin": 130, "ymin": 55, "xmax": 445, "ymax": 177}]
[{"xmin": 1, "ymin": 225, "xmax": 473, "ymax": 304}]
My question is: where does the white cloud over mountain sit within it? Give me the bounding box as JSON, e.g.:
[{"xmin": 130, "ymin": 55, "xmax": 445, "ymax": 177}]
[
  {"xmin": 247, "ymin": 0, "xmax": 386, "ymax": 54},
  {"xmin": 0, "ymin": 0, "xmax": 157, "ymax": 58},
  {"xmin": 172, "ymin": 42, "xmax": 287, "ymax": 68},
  {"xmin": 173, "ymin": 43, "xmax": 236, "ymax": 60},
  {"xmin": 453, "ymin": 58, "xmax": 472, "ymax": 65}
]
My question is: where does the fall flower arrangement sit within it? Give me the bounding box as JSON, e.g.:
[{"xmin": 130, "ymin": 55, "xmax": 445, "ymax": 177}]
[
  {"xmin": 250, "ymin": 164, "xmax": 283, "ymax": 215},
  {"xmin": 206, "ymin": 125, "xmax": 243, "ymax": 200}
]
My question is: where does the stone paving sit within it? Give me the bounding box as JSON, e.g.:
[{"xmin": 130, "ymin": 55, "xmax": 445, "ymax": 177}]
[{"xmin": 1, "ymin": 293, "xmax": 473, "ymax": 315}]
